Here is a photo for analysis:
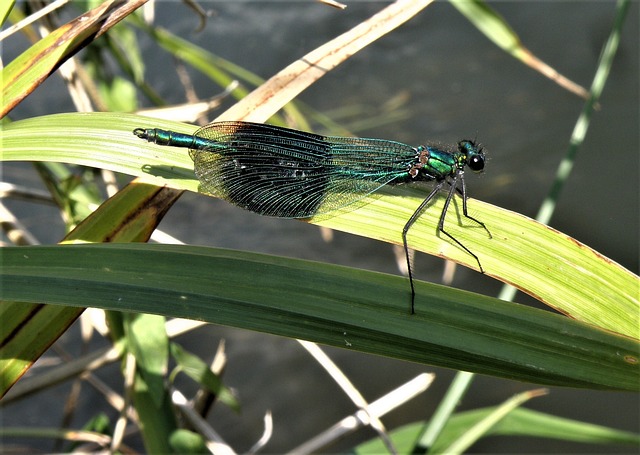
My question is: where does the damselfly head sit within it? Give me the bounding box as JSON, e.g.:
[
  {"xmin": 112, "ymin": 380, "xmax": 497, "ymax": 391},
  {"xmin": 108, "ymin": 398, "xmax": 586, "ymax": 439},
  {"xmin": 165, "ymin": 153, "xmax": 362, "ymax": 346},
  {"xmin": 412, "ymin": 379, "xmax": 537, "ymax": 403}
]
[{"xmin": 458, "ymin": 139, "xmax": 485, "ymax": 173}]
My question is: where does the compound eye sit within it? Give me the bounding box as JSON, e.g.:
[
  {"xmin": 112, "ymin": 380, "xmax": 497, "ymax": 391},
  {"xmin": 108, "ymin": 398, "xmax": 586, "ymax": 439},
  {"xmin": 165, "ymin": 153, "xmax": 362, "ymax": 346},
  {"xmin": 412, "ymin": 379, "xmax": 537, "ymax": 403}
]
[{"xmin": 468, "ymin": 154, "xmax": 484, "ymax": 172}]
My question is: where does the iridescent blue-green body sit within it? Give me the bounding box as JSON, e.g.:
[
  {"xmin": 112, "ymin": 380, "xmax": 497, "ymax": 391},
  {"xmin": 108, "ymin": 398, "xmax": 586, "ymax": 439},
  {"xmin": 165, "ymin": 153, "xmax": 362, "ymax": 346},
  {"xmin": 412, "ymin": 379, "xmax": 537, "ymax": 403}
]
[{"xmin": 133, "ymin": 121, "xmax": 490, "ymax": 313}]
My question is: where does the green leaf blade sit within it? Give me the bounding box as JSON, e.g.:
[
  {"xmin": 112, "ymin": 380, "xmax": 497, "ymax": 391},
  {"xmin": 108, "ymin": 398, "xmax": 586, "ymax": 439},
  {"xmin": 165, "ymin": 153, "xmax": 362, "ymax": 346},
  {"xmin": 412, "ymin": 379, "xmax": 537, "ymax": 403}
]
[
  {"xmin": 3, "ymin": 113, "xmax": 638, "ymax": 339},
  {"xmin": 2, "ymin": 243, "xmax": 638, "ymax": 390}
]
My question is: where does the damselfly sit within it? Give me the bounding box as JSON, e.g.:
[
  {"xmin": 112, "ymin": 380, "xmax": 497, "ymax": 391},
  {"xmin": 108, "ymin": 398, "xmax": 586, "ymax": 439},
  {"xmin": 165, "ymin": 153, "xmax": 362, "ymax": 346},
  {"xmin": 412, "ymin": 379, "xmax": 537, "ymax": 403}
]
[{"xmin": 134, "ymin": 121, "xmax": 491, "ymax": 313}]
